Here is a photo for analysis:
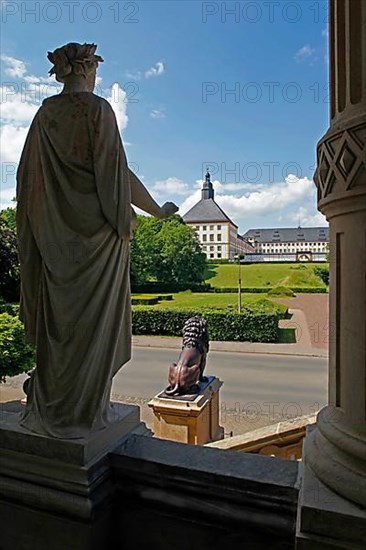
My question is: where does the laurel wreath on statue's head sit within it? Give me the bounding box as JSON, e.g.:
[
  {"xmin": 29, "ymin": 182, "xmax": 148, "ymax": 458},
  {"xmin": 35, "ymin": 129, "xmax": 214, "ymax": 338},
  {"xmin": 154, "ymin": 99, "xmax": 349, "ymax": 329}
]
[{"xmin": 47, "ymin": 42, "xmax": 104, "ymax": 82}]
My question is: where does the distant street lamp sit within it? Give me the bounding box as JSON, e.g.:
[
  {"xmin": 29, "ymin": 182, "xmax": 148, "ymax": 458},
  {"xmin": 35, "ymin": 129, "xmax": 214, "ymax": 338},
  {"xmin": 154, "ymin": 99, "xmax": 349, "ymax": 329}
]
[{"xmin": 234, "ymin": 253, "xmax": 245, "ymax": 314}]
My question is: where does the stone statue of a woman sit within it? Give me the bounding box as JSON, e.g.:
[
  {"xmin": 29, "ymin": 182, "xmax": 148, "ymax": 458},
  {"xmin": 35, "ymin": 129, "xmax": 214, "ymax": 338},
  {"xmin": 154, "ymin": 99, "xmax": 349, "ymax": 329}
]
[{"xmin": 16, "ymin": 42, "xmax": 177, "ymax": 439}]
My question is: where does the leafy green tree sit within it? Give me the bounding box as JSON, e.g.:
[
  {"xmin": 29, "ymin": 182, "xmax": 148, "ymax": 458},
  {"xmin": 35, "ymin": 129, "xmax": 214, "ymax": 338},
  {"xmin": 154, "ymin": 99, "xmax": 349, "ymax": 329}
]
[
  {"xmin": 130, "ymin": 214, "xmax": 206, "ymax": 286},
  {"xmin": 156, "ymin": 216, "xmax": 206, "ymax": 284},
  {"xmin": 0, "ymin": 218, "xmax": 20, "ymax": 301},
  {"xmin": 130, "ymin": 215, "xmax": 163, "ymax": 285}
]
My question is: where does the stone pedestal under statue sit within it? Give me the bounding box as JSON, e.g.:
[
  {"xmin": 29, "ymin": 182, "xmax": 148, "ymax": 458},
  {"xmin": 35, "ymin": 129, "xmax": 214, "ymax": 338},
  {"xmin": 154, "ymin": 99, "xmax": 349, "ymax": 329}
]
[
  {"xmin": 0, "ymin": 402, "xmax": 150, "ymax": 550},
  {"xmin": 148, "ymin": 376, "xmax": 224, "ymax": 445}
]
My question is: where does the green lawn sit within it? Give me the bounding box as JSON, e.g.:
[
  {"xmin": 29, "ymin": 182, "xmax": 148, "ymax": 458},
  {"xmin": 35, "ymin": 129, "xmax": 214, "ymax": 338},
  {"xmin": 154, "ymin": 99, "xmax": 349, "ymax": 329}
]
[
  {"xmin": 204, "ymin": 262, "xmax": 327, "ymax": 288},
  {"xmin": 132, "ymin": 291, "xmax": 288, "ymax": 317}
]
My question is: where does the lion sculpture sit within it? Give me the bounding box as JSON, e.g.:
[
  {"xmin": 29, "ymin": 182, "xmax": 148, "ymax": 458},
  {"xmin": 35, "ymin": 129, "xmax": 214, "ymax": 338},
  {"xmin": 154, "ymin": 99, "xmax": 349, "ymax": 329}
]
[{"xmin": 165, "ymin": 316, "xmax": 209, "ymax": 396}]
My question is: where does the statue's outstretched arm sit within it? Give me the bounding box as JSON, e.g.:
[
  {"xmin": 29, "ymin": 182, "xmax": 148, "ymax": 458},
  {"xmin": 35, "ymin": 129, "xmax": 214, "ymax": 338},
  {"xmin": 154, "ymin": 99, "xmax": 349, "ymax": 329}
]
[{"xmin": 129, "ymin": 169, "xmax": 178, "ymax": 219}]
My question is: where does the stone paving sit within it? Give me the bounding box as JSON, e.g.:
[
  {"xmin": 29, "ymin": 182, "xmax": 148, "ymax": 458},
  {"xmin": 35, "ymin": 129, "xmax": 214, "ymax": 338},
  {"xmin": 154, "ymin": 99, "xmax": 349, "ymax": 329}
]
[{"xmin": 273, "ymin": 293, "xmax": 329, "ymax": 350}]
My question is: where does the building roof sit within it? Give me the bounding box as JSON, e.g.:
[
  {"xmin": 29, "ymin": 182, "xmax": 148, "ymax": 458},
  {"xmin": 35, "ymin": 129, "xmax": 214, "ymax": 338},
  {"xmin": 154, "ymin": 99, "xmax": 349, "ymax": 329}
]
[
  {"xmin": 183, "ymin": 198, "xmax": 237, "ymax": 227},
  {"xmin": 242, "ymin": 227, "xmax": 329, "ymax": 243}
]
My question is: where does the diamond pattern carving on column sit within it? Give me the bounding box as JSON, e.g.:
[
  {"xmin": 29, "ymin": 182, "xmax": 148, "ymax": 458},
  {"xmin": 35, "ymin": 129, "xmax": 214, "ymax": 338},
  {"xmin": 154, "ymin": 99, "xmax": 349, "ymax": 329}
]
[
  {"xmin": 315, "ymin": 122, "xmax": 366, "ymax": 200},
  {"xmin": 315, "ymin": 148, "xmax": 333, "ymax": 198},
  {"xmin": 338, "ymin": 146, "xmax": 356, "ymax": 175}
]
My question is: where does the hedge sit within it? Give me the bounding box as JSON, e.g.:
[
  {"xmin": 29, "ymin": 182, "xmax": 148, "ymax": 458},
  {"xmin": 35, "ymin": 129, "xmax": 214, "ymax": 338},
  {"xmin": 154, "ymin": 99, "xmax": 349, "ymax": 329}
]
[
  {"xmin": 132, "ymin": 307, "xmax": 279, "ymax": 342},
  {"xmin": 131, "ymin": 294, "xmax": 174, "ymax": 305},
  {"xmin": 209, "ymin": 286, "xmax": 328, "ymax": 294},
  {"xmin": 267, "ymin": 286, "xmax": 295, "ymax": 297},
  {"xmin": 212, "ymin": 287, "xmax": 269, "ymax": 293},
  {"xmin": 289, "ymin": 287, "xmax": 328, "ymax": 293},
  {"xmin": 313, "ymin": 266, "xmax": 330, "ymax": 286},
  {"xmin": 131, "ymin": 282, "xmax": 211, "ymax": 294},
  {"xmin": 131, "ymin": 296, "xmax": 160, "ymax": 306}
]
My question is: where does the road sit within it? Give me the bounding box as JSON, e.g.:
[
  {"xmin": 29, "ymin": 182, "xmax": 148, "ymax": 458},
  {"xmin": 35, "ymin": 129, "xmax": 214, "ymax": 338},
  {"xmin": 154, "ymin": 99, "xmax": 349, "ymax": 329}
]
[
  {"xmin": 112, "ymin": 347, "xmax": 328, "ymax": 420},
  {"xmin": 1, "ymin": 347, "xmax": 328, "ymax": 424},
  {"xmin": 1, "ymin": 347, "xmax": 328, "ymax": 433}
]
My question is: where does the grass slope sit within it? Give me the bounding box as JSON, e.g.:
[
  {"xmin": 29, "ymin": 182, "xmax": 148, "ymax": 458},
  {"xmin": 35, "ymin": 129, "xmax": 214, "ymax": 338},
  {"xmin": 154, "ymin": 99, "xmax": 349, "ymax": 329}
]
[{"xmin": 204, "ymin": 263, "xmax": 327, "ymax": 288}]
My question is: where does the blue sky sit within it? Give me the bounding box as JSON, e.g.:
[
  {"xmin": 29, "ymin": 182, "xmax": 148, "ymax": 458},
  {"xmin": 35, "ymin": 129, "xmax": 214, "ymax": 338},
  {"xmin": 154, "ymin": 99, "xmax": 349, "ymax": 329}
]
[{"xmin": 0, "ymin": 0, "xmax": 330, "ymax": 232}]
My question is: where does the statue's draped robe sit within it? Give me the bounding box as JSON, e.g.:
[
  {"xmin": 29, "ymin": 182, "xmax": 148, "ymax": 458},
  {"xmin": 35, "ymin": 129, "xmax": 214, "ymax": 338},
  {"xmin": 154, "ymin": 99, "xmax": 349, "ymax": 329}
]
[{"xmin": 16, "ymin": 93, "xmax": 132, "ymax": 438}]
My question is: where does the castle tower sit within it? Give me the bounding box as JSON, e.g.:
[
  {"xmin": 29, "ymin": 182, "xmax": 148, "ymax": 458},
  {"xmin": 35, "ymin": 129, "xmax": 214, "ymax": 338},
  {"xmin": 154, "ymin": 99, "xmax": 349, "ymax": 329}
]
[{"xmin": 201, "ymin": 170, "xmax": 214, "ymax": 200}]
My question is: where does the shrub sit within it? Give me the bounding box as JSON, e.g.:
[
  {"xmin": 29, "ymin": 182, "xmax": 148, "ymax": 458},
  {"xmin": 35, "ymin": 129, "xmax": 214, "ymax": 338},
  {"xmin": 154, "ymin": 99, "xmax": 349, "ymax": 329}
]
[
  {"xmin": 314, "ymin": 266, "xmax": 329, "ymax": 286},
  {"xmin": 0, "ymin": 297, "xmax": 19, "ymax": 316},
  {"xmin": 0, "ymin": 207, "xmax": 16, "ymax": 231},
  {"xmin": 132, "ymin": 306, "xmax": 280, "ymax": 343},
  {"xmin": 0, "ymin": 313, "xmax": 35, "ymax": 382},
  {"xmin": 267, "ymin": 286, "xmax": 295, "ymax": 297},
  {"xmin": 131, "ymin": 296, "xmax": 160, "ymax": 306}
]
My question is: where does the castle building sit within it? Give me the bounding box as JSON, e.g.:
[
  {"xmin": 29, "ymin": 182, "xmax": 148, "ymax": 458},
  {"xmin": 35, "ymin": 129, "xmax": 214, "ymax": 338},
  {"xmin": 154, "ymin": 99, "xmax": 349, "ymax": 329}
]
[
  {"xmin": 243, "ymin": 226, "xmax": 329, "ymax": 262},
  {"xmin": 182, "ymin": 171, "xmax": 254, "ymax": 260}
]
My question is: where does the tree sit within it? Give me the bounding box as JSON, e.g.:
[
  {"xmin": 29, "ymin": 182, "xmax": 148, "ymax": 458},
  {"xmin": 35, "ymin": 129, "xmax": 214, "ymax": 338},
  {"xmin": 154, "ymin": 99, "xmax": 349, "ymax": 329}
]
[
  {"xmin": 130, "ymin": 214, "xmax": 206, "ymax": 286},
  {"xmin": 130, "ymin": 215, "xmax": 164, "ymax": 285},
  {"xmin": 0, "ymin": 217, "xmax": 20, "ymax": 302},
  {"xmin": 156, "ymin": 216, "xmax": 206, "ymax": 284}
]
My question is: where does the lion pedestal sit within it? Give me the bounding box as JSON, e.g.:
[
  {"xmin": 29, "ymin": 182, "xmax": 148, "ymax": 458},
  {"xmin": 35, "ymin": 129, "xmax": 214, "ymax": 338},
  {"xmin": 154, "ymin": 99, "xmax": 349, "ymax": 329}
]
[{"xmin": 148, "ymin": 376, "xmax": 224, "ymax": 445}]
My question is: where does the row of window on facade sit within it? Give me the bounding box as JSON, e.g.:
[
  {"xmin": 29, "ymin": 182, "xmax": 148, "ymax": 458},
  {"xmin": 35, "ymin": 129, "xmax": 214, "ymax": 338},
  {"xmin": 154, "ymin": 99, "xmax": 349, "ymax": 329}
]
[
  {"xmin": 260, "ymin": 242, "xmax": 327, "ymax": 250},
  {"xmin": 201, "ymin": 244, "xmax": 223, "ymax": 259},
  {"xmin": 200, "ymin": 234, "xmax": 222, "ymax": 242},
  {"xmin": 202, "ymin": 245, "xmax": 223, "ymax": 250},
  {"xmin": 260, "ymin": 242, "xmax": 327, "ymax": 247},
  {"xmin": 193, "ymin": 225, "xmax": 222, "ymax": 231}
]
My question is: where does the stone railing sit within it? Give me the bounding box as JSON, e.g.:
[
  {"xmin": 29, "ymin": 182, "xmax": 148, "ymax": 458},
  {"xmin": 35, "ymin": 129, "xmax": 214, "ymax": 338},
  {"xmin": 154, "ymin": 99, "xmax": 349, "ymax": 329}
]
[
  {"xmin": 109, "ymin": 434, "xmax": 300, "ymax": 549},
  {"xmin": 205, "ymin": 414, "xmax": 317, "ymax": 460}
]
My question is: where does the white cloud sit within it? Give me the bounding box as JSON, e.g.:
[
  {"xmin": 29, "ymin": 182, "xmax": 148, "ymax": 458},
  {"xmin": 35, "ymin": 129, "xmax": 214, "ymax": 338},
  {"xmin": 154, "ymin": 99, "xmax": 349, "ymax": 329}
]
[
  {"xmin": 150, "ymin": 108, "xmax": 166, "ymax": 119},
  {"xmin": 0, "ymin": 185, "xmax": 17, "ymax": 210},
  {"xmin": 0, "ymin": 85, "xmax": 40, "ymax": 125},
  {"xmin": 145, "ymin": 61, "xmax": 165, "ymax": 79},
  {"xmin": 152, "ymin": 177, "xmax": 189, "ymax": 196},
  {"xmin": 125, "ymin": 60, "xmax": 165, "ymax": 81},
  {"xmin": 179, "ymin": 175, "xmax": 327, "ymax": 231},
  {"xmin": 178, "ymin": 189, "xmax": 201, "ymax": 215},
  {"xmin": 294, "ymin": 45, "xmax": 316, "ymax": 63},
  {"xmin": 0, "ymin": 124, "xmax": 29, "ymax": 164},
  {"xmin": 1, "ymin": 54, "xmax": 56, "ymax": 85},
  {"xmin": 0, "ymin": 56, "xmax": 61, "ymax": 191},
  {"xmin": 290, "ymin": 206, "xmax": 326, "ymax": 227},
  {"xmin": 105, "ymin": 82, "xmax": 128, "ymax": 132},
  {"xmin": 124, "ymin": 70, "xmax": 142, "ymax": 81},
  {"xmin": 1, "ymin": 54, "xmax": 27, "ymax": 78},
  {"xmin": 0, "ymin": 125, "xmax": 30, "ymax": 209}
]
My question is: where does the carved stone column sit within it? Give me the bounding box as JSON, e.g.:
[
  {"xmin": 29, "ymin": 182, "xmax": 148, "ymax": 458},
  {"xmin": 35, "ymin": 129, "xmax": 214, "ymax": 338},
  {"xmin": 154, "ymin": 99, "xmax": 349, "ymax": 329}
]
[{"xmin": 306, "ymin": 0, "xmax": 366, "ymax": 508}]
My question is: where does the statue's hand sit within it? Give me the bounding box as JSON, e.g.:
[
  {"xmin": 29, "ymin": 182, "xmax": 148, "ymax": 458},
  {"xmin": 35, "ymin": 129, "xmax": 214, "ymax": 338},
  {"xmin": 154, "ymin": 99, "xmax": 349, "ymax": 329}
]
[{"xmin": 159, "ymin": 202, "xmax": 179, "ymax": 218}]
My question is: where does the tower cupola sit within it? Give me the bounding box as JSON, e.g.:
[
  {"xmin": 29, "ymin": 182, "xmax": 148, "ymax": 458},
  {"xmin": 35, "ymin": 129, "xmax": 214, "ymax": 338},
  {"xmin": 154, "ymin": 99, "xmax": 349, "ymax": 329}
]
[{"xmin": 202, "ymin": 169, "xmax": 214, "ymax": 200}]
